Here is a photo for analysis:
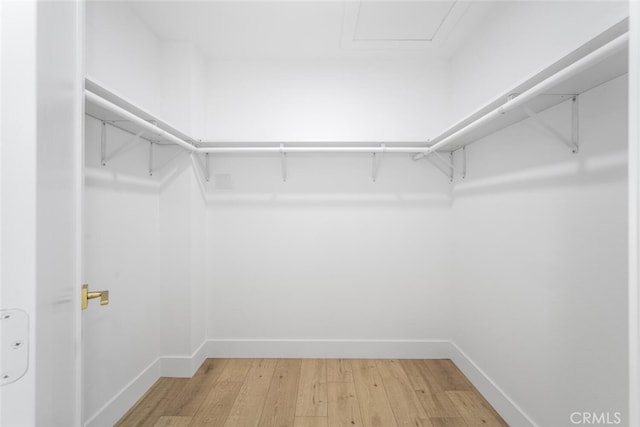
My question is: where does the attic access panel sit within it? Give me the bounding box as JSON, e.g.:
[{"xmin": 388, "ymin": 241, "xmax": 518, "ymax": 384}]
[{"xmin": 354, "ymin": 1, "xmax": 456, "ymax": 41}]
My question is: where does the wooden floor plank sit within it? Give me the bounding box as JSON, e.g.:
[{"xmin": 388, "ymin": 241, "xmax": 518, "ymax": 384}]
[
  {"xmin": 258, "ymin": 359, "xmax": 302, "ymax": 427},
  {"xmin": 399, "ymin": 360, "xmax": 461, "ymax": 418},
  {"xmin": 400, "ymin": 360, "xmax": 444, "ymax": 393},
  {"xmin": 376, "ymin": 360, "xmax": 432, "ymax": 427},
  {"xmin": 154, "ymin": 416, "xmax": 193, "ymax": 427},
  {"xmin": 296, "ymin": 359, "xmax": 328, "ymax": 417},
  {"xmin": 445, "ymin": 391, "xmax": 508, "ymax": 427},
  {"xmin": 327, "ymin": 359, "xmax": 353, "ymax": 383},
  {"xmin": 294, "ymin": 417, "xmax": 329, "ymax": 427},
  {"xmin": 423, "ymin": 361, "xmax": 473, "ymax": 392},
  {"xmin": 164, "ymin": 359, "xmax": 228, "ymax": 416},
  {"xmin": 429, "ymin": 418, "xmax": 469, "ymax": 427},
  {"xmin": 188, "ymin": 359, "xmax": 253, "ymax": 426},
  {"xmin": 351, "ymin": 359, "xmax": 398, "ymax": 427},
  {"xmin": 327, "ymin": 381, "xmax": 364, "ymax": 427},
  {"xmin": 118, "ymin": 378, "xmax": 189, "ymax": 427},
  {"xmin": 223, "ymin": 359, "xmax": 278, "ymax": 427},
  {"xmin": 420, "ymin": 392, "xmax": 464, "ymax": 419}
]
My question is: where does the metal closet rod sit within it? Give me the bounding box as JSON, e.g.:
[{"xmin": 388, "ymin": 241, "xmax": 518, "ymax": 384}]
[
  {"xmin": 197, "ymin": 146, "xmax": 427, "ymax": 153},
  {"xmin": 413, "ymin": 31, "xmax": 629, "ymax": 160}
]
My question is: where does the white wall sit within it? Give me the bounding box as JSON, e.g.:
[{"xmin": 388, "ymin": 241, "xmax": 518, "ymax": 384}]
[
  {"xmin": 86, "ymin": 2, "xmax": 207, "ymax": 135},
  {"xmin": 83, "ymin": 122, "xmax": 211, "ymax": 426},
  {"xmin": 159, "ymin": 161, "xmax": 191, "ymax": 357},
  {"xmin": 160, "ymin": 42, "xmax": 207, "ymax": 137},
  {"xmin": 204, "ymin": 155, "xmax": 453, "ymax": 344},
  {"xmin": 203, "ymin": 56, "xmax": 455, "ymax": 346},
  {"xmin": 83, "ymin": 5, "xmax": 209, "ymax": 423},
  {"xmin": 449, "ymin": 1, "xmax": 629, "ymax": 125},
  {"xmin": 159, "ymin": 155, "xmax": 207, "ymax": 361},
  {"xmin": 205, "ymin": 58, "xmax": 452, "ymax": 141},
  {"xmin": 450, "ymin": 76, "xmax": 628, "ymax": 426},
  {"xmin": 86, "ymin": 1, "xmax": 161, "ymax": 116},
  {"xmin": 83, "ymin": 124, "xmax": 207, "ymax": 425},
  {"xmin": 83, "ymin": 117, "xmax": 163, "ymax": 424}
]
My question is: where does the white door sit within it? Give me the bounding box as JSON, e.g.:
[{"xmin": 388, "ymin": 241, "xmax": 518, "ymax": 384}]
[{"xmin": 0, "ymin": 1, "xmax": 84, "ymax": 425}]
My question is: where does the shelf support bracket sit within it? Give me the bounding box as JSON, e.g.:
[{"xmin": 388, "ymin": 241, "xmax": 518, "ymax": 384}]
[
  {"xmin": 372, "ymin": 144, "xmax": 385, "ymax": 182},
  {"xmin": 280, "ymin": 144, "xmax": 287, "ymax": 182},
  {"xmin": 104, "ymin": 130, "xmax": 145, "ymax": 166},
  {"xmin": 148, "ymin": 142, "xmax": 154, "ymax": 176},
  {"xmin": 427, "ymin": 154, "xmax": 453, "ymax": 181},
  {"xmin": 461, "ymin": 146, "xmax": 467, "ymax": 179},
  {"xmin": 191, "ymin": 152, "xmax": 210, "ymax": 183},
  {"xmin": 571, "ymin": 96, "xmax": 580, "ymax": 153},
  {"xmin": 197, "ymin": 153, "xmax": 209, "ymax": 182},
  {"xmin": 205, "ymin": 153, "xmax": 210, "ymax": 183},
  {"xmin": 147, "ymin": 120, "xmax": 159, "ymax": 177},
  {"xmin": 432, "ymin": 151, "xmax": 458, "ymax": 182},
  {"xmin": 523, "ymin": 99, "xmax": 579, "ymax": 153},
  {"xmin": 100, "ymin": 121, "xmax": 107, "ymax": 166}
]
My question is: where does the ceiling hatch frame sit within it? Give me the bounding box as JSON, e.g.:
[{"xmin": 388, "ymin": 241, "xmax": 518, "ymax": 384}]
[{"xmin": 341, "ymin": 0, "xmax": 471, "ymax": 51}]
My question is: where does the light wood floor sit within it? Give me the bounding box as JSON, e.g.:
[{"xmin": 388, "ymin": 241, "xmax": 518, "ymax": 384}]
[{"xmin": 117, "ymin": 359, "xmax": 508, "ymax": 427}]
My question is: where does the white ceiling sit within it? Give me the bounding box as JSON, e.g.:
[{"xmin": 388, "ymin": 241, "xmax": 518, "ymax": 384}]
[{"xmin": 127, "ymin": 1, "xmax": 493, "ymax": 60}]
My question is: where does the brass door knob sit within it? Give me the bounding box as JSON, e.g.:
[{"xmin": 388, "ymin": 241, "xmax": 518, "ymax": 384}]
[{"xmin": 81, "ymin": 284, "xmax": 109, "ymax": 310}]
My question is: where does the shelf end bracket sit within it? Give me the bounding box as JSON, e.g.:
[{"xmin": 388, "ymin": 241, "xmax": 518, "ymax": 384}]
[
  {"xmin": 204, "ymin": 153, "xmax": 210, "ymax": 183},
  {"xmin": 432, "ymin": 151, "xmax": 456, "ymax": 183},
  {"xmin": 571, "ymin": 95, "xmax": 580, "ymax": 154},
  {"xmin": 148, "ymin": 141, "xmax": 154, "ymax": 176},
  {"xmin": 100, "ymin": 121, "xmax": 107, "ymax": 166},
  {"xmin": 523, "ymin": 100, "xmax": 579, "ymax": 154},
  {"xmin": 191, "ymin": 152, "xmax": 210, "ymax": 183},
  {"xmin": 372, "ymin": 144, "xmax": 385, "ymax": 182},
  {"xmin": 461, "ymin": 146, "xmax": 467, "ymax": 179},
  {"xmin": 280, "ymin": 144, "xmax": 287, "ymax": 182}
]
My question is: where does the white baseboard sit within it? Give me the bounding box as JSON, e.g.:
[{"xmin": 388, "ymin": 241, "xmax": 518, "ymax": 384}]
[
  {"xmin": 449, "ymin": 341, "xmax": 537, "ymax": 427},
  {"xmin": 85, "ymin": 339, "xmax": 534, "ymax": 427},
  {"xmin": 161, "ymin": 341, "xmax": 208, "ymax": 377},
  {"xmin": 205, "ymin": 339, "xmax": 452, "ymax": 359},
  {"xmin": 84, "ymin": 358, "xmax": 161, "ymax": 427}
]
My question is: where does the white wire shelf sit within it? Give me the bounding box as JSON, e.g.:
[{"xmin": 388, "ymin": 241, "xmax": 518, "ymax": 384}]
[
  {"xmin": 84, "ymin": 19, "xmax": 628, "ymax": 162},
  {"xmin": 430, "ymin": 41, "xmax": 628, "ymax": 153},
  {"xmin": 85, "ymin": 77, "xmax": 201, "ymax": 147}
]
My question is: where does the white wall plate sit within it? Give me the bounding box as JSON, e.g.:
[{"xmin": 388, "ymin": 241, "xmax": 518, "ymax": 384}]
[{"xmin": 0, "ymin": 309, "xmax": 29, "ymax": 386}]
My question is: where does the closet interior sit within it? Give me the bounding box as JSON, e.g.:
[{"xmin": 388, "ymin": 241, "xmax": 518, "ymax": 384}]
[{"xmin": 81, "ymin": 1, "xmax": 631, "ymax": 426}]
